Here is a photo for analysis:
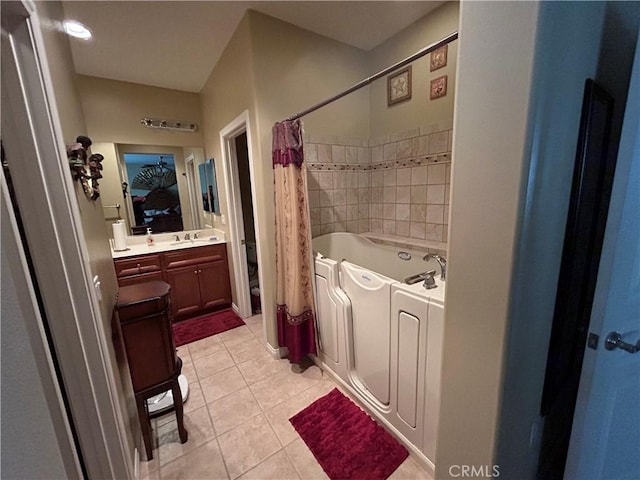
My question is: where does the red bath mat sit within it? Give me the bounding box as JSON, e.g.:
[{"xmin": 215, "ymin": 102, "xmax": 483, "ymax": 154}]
[
  {"xmin": 289, "ymin": 388, "xmax": 408, "ymax": 480},
  {"xmin": 172, "ymin": 309, "xmax": 245, "ymax": 347}
]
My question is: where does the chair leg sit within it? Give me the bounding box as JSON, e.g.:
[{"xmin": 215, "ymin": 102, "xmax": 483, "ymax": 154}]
[
  {"xmin": 136, "ymin": 395, "xmax": 154, "ymax": 461},
  {"xmin": 171, "ymin": 380, "xmax": 188, "ymax": 444}
]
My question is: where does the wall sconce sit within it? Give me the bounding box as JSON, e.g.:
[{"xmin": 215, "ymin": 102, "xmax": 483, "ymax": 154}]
[{"xmin": 140, "ymin": 117, "xmax": 198, "ymax": 132}]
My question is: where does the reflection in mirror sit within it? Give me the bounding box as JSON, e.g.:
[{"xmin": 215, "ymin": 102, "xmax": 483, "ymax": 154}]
[
  {"xmin": 124, "ymin": 153, "xmax": 184, "ymax": 233},
  {"xmin": 199, "ymin": 158, "xmax": 220, "ymax": 215}
]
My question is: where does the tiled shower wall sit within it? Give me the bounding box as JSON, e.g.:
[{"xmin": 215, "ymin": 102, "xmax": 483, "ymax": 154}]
[
  {"xmin": 306, "ymin": 137, "xmax": 371, "ymax": 237},
  {"xmin": 305, "ymin": 123, "xmax": 452, "ymax": 244}
]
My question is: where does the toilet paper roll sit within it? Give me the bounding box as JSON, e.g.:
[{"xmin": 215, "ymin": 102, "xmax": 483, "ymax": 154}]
[{"xmin": 112, "ymin": 220, "xmax": 127, "ymax": 251}]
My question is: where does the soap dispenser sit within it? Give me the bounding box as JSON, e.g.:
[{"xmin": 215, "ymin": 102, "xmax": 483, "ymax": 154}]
[{"xmin": 146, "ymin": 227, "xmax": 154, "ymax": 246}]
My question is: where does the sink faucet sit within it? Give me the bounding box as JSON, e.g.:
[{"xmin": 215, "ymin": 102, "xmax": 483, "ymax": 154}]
[
  {"xmin": 184, "ymin": 233, "xmax": 191, "ymax": 240},
  {"xmin": 423, "ymin": 253, "xmax": 447, "ymax": 280}
]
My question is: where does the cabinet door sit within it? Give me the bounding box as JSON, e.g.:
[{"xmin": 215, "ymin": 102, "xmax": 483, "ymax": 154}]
[
  {"xmin": 165, "ymin": 265, "xmax": 201, "ymax": 318},
  {"xmin": 198, "ymin": 261, "xmax": 232, "ymax": 310}
]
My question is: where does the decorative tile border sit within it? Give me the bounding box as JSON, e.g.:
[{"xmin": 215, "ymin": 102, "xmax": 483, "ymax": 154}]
[{"xmin": 308, "ymin": 153, "xmax": 451, "ymax": 172}]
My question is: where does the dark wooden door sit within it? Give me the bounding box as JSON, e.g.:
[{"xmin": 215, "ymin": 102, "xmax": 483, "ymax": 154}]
[
  {"xmin": 165, "ymin": 265, "xmax": 201, "ymax": 318},
  {"xmin": 198, "ymin": 261, "xmax": 232, "ymax": 310}
]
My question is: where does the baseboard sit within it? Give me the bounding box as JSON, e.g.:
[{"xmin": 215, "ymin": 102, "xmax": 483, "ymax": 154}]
[
  {"xmin": 265, "ymin": 342, "xmax": 287, "ymax": 359},
  {"xmin": 231, "ymin": 303, "xmax": 240, "ymax": 316}
]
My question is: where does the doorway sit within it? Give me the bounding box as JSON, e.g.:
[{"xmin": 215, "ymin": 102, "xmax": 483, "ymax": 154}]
[
  {"xmin": 235, "ymin": 133, "xmax": 260, "ymax": 314},
  {"xmin": 220, "ymin": 111, "xmax": 264, "ymax": 321}
]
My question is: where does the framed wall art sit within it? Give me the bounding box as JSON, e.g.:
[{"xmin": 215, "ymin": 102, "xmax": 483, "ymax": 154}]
[
  {"xmin": 387, "ymin": 66, "xmax": 412, "ymax": 106},
  {"xmin": 430, "ymin": 45, "xmax": 448, "ymax": 71},
  {"xmin": 430, "ymin": 75, "xmax": 447, "ymax": 100}
]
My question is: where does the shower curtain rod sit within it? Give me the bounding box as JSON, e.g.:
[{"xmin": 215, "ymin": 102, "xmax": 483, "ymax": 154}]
[{"xmin": 285, "ymin": 31, "xmax": 459, "ymax": 122}]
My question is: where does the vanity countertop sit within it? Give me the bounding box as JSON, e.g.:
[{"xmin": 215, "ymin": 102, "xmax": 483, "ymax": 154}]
[{"xmin": 111, "ymin": 229, "xmax": 226, "ymax": 259}]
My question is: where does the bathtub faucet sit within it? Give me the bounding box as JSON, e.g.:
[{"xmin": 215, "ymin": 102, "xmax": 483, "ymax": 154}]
[{"xmin": 423, "ymin": 254, "xmax": 447, "ymax": 280}]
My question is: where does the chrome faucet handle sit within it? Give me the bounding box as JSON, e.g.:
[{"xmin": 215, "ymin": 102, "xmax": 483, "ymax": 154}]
[
  {"xmin": 193, "ymin": 231, "xmax": 201, "ymax": 239},
  {"xmin": 174, "ymin": 234, "xmax": 180, "ymax": 241},
  {"xmin": 423, "ymin": 270, "xmax": 437, "ymax": 289}
]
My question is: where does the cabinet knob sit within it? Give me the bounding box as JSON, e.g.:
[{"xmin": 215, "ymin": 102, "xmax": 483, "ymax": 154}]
[{"xmin": 194, "ymin": 270, "xmax": 198, "ymax": 274}]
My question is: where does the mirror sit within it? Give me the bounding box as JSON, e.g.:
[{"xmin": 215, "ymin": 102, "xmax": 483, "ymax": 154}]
[
  {"xmin": 199, "ymin": 158, "xmax": 220, "ymax": 215},
  {"xmin": 125, "ymin": 153, "xmax": 183, "ymax": 233}
]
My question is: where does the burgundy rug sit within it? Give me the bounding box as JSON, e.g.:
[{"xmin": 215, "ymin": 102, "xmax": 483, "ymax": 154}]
[
  {"xmin": 172, "ymin": 309, "xmax": 245, "ymax": 347},
  {"xmin": 289, "ymin": 388, "xmax": 408, "ymax": 480}
]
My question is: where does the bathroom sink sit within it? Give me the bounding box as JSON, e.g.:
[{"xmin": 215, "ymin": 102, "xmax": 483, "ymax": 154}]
[{"xmin": 168, "ymin": 238, "xmax": 216, "ymax": 246}]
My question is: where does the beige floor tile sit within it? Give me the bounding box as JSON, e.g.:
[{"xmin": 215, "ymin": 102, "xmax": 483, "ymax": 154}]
[
  {"xmin": 264, "ymin": 392, "xmax": 311, "ymax": 447},
  {"xmin": 243, "ymin": 316, "xmax": 264, "ymax": 338},
  {"xmin": 156, "ymin": 405, "xmax": 216, "ymax": 466},
  {"xmin": 388, "ymin": 456, "xmax": 433, "ymax": 480},
  {"xmin": 181, "ymin": 361, "xmax": 197, "ymax": 382},
  {"xmin": 160, "ymin": 439, "xmax": 229, "ymax": 480},
  {"xmin": 237, "ymin": 355, "xmax": 284, "ymax": 385},
  {"xmin": 176, "ymin": 346, "xmax": 192, "ymax": 365},
  {"xmin": 208, "ymin": 387, "xmax": 262, "ymax": 435},
  {"xmin": 139, "ymin": 454, "xmax": 159, "ymax": 478},
  {"xmin": 301, "ymin": 379, "xmax": 338, "ymax": 404},
  {"xmin": 237, "ymin": 449, "xmax": 300, "ymax": 480},
  {"xmin": 140, "ymin": 467, "xmax": 160, "ymax": 480},
  {"xmin": 249, "ymin": 370, "xmax": 308, "ymax": 410},
  {"xmin": 288, "ymin": 365, "xmax": 328, "ymax": 392},
  {"xmin": 183, "ymin": 380, "xmax": 206, "ymax": 414},
  {"xmin": 193, "ymin": 350, "xmax": 235, "ymax": 380},
  {"xmin": 200, "ymin": 366, "xmax": 248, "ymax": 404},
  {"xmin": 187, "ymin": 335, "xmax": 226, "ymax": 360},
  {"xmin": 218, "ymin": 325, "xmax": 255, "ymax": 348},
  {"xmin": 227, "ymin": 337, "xmax": 271, "ymax": 365},
  {"xmin": 217, "ymin": 414, "xmax": 281, "ymax": 479},
  {"xmin": 284, "ymin": 438, "xmax": 329, "ymax": 480}
]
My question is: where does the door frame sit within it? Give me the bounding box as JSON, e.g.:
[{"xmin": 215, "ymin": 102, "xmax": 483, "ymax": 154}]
[
  {"xmin": 1, "ymin": 1, "xmax": 133, "ymax": 478},
  {"xmin": 219, "ymin": 111, "xmax": 264, "ymax": 319},
  {"xmin": 184, "ymin": 153, "xmax": 201, "ymax": 229}
]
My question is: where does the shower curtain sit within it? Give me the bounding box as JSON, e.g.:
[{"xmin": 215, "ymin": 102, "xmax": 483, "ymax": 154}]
[{"xmin": 272, "ymin": 119, "xmax": 317, "ymax": 365}]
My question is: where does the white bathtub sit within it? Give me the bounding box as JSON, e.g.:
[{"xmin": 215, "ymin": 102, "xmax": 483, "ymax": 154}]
[{"xmin": 312, "ymin": 233, "xmax": 445, "ymax": 473}]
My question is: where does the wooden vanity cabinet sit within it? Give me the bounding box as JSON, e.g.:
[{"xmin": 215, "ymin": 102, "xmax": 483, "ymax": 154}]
[
  {"xmin": 162, "ymin": 244, "xmax": 232, "ymax": 319},
  {"xmin": 114, "ymin": 244, "xmax": 232, "ymax": 319}
]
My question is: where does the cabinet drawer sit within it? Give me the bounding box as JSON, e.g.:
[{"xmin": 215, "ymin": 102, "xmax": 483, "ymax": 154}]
[
  {"xmin": 162, "ymin": 244, "xmax": 227, "ymax": 270},
  {"xmin": 117, "ymin": 271, "xmax": 164, "ymax": 287},
  {"xmin": 114, "ymin": 255, "xmax": 162, "ymax": 278}
]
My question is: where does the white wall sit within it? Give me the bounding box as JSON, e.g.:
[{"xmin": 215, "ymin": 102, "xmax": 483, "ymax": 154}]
[
  {"xmin": 436, "ymin": 2, "xmax": 540, "ymax": 476},
  {"xmin": 368, "ymin": 1, "xmax": 459, "ymax": 139}
]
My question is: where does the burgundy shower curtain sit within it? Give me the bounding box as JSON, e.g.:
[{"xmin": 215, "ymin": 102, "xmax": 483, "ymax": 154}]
[{"xmin": 272, "ymin": 119, "xmax": 317, "ymax": 364}]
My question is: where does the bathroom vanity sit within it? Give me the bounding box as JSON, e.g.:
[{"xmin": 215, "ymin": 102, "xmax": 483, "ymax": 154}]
[{"xmin": 112, "ymin": 233, "xmax": 232, "ymax": 319}]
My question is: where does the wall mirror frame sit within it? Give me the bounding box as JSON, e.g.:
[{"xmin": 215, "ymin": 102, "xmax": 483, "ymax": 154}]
[{"xmin": 199, "ymin": 157, "xmax": 220, "ymax": 215}]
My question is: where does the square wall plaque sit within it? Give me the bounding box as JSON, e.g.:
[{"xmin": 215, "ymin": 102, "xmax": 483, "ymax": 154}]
[{"xmin": 387, "ymin": 66, "xmax": 412, "ymax": 106}]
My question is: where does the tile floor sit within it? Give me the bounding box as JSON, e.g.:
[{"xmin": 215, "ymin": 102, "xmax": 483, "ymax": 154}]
[{"xmin": 141, "ymin": 314, "xmax": 433, "ymax": 480}]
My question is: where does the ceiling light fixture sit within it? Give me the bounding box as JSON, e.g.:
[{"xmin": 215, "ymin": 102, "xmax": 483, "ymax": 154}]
[{"xmin": 63, "ymin": 20, "xmax": 92, "ymax": 40}]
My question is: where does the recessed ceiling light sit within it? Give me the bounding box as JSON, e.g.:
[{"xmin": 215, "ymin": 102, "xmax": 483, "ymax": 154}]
[{"xmin": 63, "ymin": 20, "xmax": 92, "ymax": 40}]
